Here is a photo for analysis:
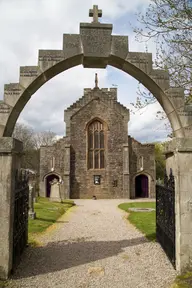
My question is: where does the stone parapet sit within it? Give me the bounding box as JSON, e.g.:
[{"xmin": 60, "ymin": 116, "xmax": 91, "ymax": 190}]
[
  {"xmin": 80, "ymin": 22, "xmax": 113, "ymax": 68},
  {"xmin": 4, "ymin": 83, "xmax": 24, "ymax": 107},
  {"xmin": 20, "ymin": 66, "xmax": 41, "ymax": 88},
  {"xmin": 111, "ymin": 35, "xmax": 128, "ymax": 59},
  {"xmin": 38, "ymin": 50, "xmax": 64, "ymax": 71},
  {"xmin": 63, "ymin": 34, "xmax": 83, "ymax": 59},
  {"xmin": 126, "ymin": 52, "xmax": 152, "ymax": 74}
]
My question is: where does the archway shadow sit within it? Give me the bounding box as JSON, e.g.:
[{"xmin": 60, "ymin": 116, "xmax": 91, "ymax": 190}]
[{"xmin": 12, "ymin": 236, "xmax": 151, "ymax": 279}]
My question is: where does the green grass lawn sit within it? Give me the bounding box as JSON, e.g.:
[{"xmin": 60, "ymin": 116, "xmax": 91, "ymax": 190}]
[
  {"xmin": 28, "ymin": 197, "xmax": 75, "ymax": 244},
  {"xmin": 118, "ymin": 202, "xmax": 156, "ymax": 241}
]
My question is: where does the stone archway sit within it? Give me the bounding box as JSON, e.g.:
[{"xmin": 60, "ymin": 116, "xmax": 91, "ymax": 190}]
[
  {"xmin": 0, "ymin": 5, "xmax": 192, "ymax": 279},
  {"xmin": 43, "ymin": 173, "xmax": 61, "ymax": 198},
  {"xmin": 133, "ymin": 172, "xmax": 155, "ymax": 199},
  {"xmin": 0, "ymin": 56, "xmax": 187, "ymax": 138},
  {"xmin": 0, "ymin": 9, "xmax": 190, "ymax": 137},
  {"xmin": 135, "ymin": 174, "xmax": 149, "ymax": 198}
]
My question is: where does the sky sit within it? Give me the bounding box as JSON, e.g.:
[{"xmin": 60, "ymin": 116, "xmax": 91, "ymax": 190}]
[{"xmin": 0, "ymin": 0, "xmax": 170, "ymax": 143}]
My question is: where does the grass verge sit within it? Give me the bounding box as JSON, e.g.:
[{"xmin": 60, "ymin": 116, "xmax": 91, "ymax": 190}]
[
  {"xmin": 118, "ymin": 202, "xmax": 156, "ymax": 241},
  {"xmin": 171, "ymin": 272, "xmax": 192, "ymax": 288},
  {"xmin": 0, "ymin": 280, "xmax": 9, "ymax": 288},
  {"xmin": 28, "ymin": 197, "xmax": 75, "ymax": 245}
]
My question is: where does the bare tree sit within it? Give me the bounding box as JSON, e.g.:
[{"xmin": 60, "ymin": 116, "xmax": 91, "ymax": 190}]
[
  {"xmin": 13, "ymin": 123, "xmax": 37, "ymax": 170},
  {"xmin": 13, "ymin": 123, "xmax": 56, "ymax": 171},
  {"xmin": 34, "ymin": 130, "xmax": 56, "ymax": 149},
  {"xmin": 135, "ymin": 0, "xmax": 192, "ymax": 92},
  {"xmin": 131, "ymin": 0, "xmax": 192, "ymax": 135},
  {"xmin": 13, "ymin": 123, "xmax": 35, "ymax": 150}
]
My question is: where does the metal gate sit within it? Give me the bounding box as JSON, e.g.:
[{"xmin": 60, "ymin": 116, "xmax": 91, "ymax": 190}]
[
  {"xmin": 12, "ymin": 169, "xmax": 29, "ymax": 272},
  {"xmin": 156, "ymin": 168, "xmax": 176, "ymax": 268}
]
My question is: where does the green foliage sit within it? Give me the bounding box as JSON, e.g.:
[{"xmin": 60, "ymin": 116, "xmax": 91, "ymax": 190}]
[
  {"xmin": 0, "ymin": 281, "xmax": 8, "ymax": 288},
  {"xmin": 118, "ymin": 202, "xmax": 156, "ymax": 241},
  {"xmin": 172, "ymin": 271, "xmax": 192, "ymax": 287},
  {"xmin": 28, "ymin": 197, "xmax": 75, "ymax": 237}
]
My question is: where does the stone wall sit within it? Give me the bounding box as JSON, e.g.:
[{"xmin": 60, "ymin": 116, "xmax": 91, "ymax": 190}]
[
  {"xmin": 129, "ymin": 136, "xmax": 156, "ymax": 198},
  {"xmin": 39, "ymin": 137, "xmax": 69, "ymax": 198}
]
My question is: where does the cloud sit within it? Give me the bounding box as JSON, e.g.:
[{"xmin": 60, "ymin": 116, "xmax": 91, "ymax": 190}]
[
  {"xmin": 0, "ymin": 0, "xmax": 168, "ymax": 143},
  {"xmin": 20, "ymin": 67, "xmax": 108, "ymax": 135},
  {"xmin": 129, "ymin": 102, "xmax": 170, "ymax": 142}
]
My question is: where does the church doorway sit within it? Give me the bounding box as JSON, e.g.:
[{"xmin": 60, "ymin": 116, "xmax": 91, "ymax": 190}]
[
  {"xmin": 135, "ymin": 174, "xmax": 149, "ymax": 198},
  {"xmin": 45, "ymin": 174, "xmax": 59, "ymax": 198}
]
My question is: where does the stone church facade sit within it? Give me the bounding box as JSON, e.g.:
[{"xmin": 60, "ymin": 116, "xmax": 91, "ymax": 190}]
[{"xmin": 39, "ymin": 78, "xmax": 155, "ymax": 199}]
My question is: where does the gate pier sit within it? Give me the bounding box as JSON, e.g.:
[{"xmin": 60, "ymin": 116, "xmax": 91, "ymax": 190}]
[
  {"xmin": 165, "ymin": 138, "xmax": 192, "ymax": 273},
  {"xmin": 0, "ymin": 138, "xmax": 23, "ymax": 279}
]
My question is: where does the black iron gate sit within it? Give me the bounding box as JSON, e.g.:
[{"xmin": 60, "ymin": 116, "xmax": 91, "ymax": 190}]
[
  {"xmin": 156, "ymin": 168, "xmax": 176, "ymax": 268},
  {"xmin": 12, "ymin": 169, "xmax": 29, "ymax": 272}
]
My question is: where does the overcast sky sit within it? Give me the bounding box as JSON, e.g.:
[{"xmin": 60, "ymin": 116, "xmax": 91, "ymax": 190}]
[{"xmin": 0, "ymin": 0, "xmax": 169, "ymax": 143}]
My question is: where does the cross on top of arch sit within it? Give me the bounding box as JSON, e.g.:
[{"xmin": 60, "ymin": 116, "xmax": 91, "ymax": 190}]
[{"xmin": 89, "ymin": 5, "xmax": 102, "ymax": 23}]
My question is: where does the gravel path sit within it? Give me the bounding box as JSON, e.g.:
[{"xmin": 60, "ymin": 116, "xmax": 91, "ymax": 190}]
[{"xmin": 8, "ymin": 199, "xmax": 177, "ymax": 288}]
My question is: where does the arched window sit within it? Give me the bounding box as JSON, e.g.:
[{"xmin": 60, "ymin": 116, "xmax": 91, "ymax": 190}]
[{"xmin": 88, "ymin": 120, "xmax": 105, "ymax": 169}]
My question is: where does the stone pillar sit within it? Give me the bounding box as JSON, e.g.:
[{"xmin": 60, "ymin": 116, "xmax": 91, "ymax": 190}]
[
  {"xmin": 165, "ymin": 138, "xmax": 192, "ymax": 273},
  {"xmin": 28, "ymin": 184, "xmax": 36, "ymax": 219},
  {"xmin": 63, "ymin": 144, "xmax": 70, "ymax": 199},
  {"xmin": 0, "ymin": 137, "xmax": 23, "ymax": 279},
  {"xmin": 123, "ymin": 144, "xmax": 130, "ymax": 198}
]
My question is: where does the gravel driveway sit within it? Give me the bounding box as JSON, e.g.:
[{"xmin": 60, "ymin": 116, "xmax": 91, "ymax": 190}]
[{"xmin": 8, "ymin": 199, "xmax": 177, "ymax": 288}]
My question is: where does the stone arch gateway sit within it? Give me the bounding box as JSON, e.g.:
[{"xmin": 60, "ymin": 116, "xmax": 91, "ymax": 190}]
[
  {"xmin": 1, "ymin": 9, "xmax": 192, "ymax": 137},
  {"xmin": 1, "ymin": 42, "xmax": 190, "ymax": 138},
  {"xmin": 1, "ymin": 5, "xmax": 192, "ymax": 279}
]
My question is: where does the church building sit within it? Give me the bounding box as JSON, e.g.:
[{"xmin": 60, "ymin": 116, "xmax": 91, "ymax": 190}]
[{"xmin": 39, "ymin": 75, "xmax": 155, "ymax": 199}]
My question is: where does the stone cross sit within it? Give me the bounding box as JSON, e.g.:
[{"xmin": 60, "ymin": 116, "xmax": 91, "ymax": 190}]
[{"xmin": 89, "ymin": 5, "xmax": 102, "ymax": 23}]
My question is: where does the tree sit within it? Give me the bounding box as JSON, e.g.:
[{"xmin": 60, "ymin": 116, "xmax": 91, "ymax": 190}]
[
  {"xmin": 132, "ymin": 0, "xmax": 192, "ymax": 129},
  {"xmin": 135, "ymin": 0, "xmax": 192, "ymax": 91},
  {"xmin": 13, "ymin": 123, "xmax": 56, "ymax": 172},
  {"xmin": 34, "ymin": 130, "xmax": 56, "ymax": 149},
  {"xmin": 13, "ymin": 123, "xmax": 38, "ymax": 171},
  {"xmin": 13, "ymin": 123, "xmax": 35, "ymax": 150}
]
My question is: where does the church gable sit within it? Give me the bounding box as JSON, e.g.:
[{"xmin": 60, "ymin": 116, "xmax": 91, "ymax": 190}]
[
  {"xmin": 70, "ymin": 97, "xmax": 129, "ymax": 147},
  {"xmin": 64, "ymin": 91, "xmax": 129, "ymax": 136},
  {"xmin": 70, "ymin": 97, "xmax": 126, "ymax": 121},
  {"xmin": 64, "ymin": 75, "xmax": 129, "ymax": 138},
  {"xmin": 65, "ymin": 75, "xmax": 128, "ymax": 118}
]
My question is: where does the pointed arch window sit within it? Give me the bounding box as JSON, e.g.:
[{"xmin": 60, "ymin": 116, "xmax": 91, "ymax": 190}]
[{"xmin": 88, "ymin": 120, "xmax": 105, "ymax": 169}]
